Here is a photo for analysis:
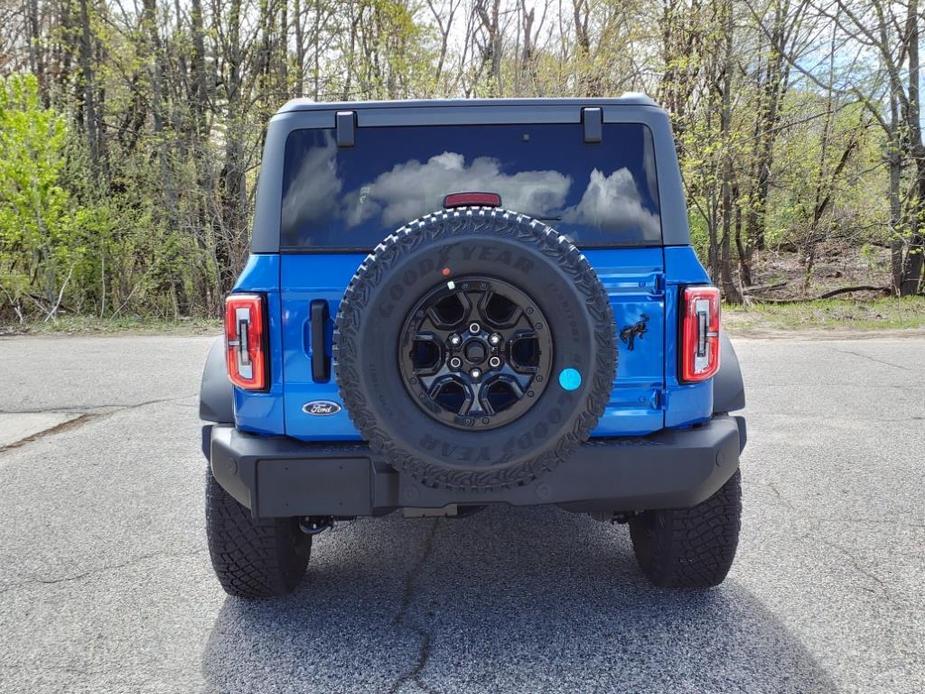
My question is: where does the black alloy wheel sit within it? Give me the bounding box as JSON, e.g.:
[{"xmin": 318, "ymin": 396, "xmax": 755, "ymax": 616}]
[{"xmin": 399, "ymin": 276, "xmax": 553, "ymax": 430}]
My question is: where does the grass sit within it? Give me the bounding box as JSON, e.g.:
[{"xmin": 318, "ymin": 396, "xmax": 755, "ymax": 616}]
[
  {"xmin": 723, "ymin": 296, "xmax": 925, "ymax": 333},
  {"xmin": 0, "ymin": 315, "xmax": 222, "ymax": 336}
]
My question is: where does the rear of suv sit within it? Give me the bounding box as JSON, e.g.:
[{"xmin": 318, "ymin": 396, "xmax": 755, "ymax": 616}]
[{"xmin": 199, "ymin": 96, "xmax": 747, "ymax": 598}]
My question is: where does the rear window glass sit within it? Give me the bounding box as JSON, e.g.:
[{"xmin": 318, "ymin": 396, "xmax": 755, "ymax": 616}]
[{"xmin": 280, "ymin": 123, "xmax": 661, "ymax": 250}]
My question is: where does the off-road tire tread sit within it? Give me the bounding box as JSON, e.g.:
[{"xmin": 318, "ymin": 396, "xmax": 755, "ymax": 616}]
[
  {"xmin": 205, "ymin": 468, "xmax": 310, "ymax": 598},
  {"xmin": 333, "ymin": 207, "xmax": 615, "ymax": 491},
  {"xmin": 629, "ymin": 469, "xmax": 741, "ymax": 588}
]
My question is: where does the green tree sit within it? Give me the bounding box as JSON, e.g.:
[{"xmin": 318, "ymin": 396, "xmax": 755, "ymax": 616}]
[{"xmin": 0, "ymin": 75, "xmax": 89, "ymax": 321}]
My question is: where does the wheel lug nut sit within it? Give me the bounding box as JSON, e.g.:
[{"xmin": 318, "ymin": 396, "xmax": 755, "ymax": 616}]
[
  {"xmin": 449, "ymin": 334, "xmax": 461, "ymax": 346},
  {"xmin": 488, "ymin": 333, "xmax": 501, "ymax": 345},
  {"xmin": 470, "ymin": 368, "xmax": 481, "ymax": 379},
  {"xmin": 468, "ymin": 322, "xmax": 481, "ymax": 334},
  {"xmin": 489, "ymin": 356, "xmax": 501, "ymax": 368},
  {"xmin": 449, "ymin": 357, "xmax": 462, "ymax": 368}
]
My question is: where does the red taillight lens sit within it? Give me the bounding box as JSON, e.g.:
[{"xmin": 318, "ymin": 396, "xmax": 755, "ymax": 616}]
[
  {"xmin": 224, "ymin": 294, "xmax": 268, "ymax": 390},
  {"xmin": 443, "ymin": 192, "xmax": 502, "ymax": 208},
  {"xmin": 681, "ymin": 286, "xmax": 721, "ymax": 382}
]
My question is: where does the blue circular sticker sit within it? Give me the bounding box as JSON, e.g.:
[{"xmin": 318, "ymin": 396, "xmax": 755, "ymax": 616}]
[{"xmin": 558, "ymin": 368, "xmax": 582, "ymax": 391}]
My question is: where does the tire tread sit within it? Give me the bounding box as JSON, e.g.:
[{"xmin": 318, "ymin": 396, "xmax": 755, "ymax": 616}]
[
  {"xmin": 629, "ymin": 469, "xmax": 741, "ymax": 588},
  {"xmin": 205, "ymin": 468, "xmax": 310, "ymax": 598}
]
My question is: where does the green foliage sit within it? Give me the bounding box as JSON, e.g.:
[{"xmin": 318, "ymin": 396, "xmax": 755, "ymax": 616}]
[
  {"xmin": 767, "ymin": 97, "xmax": 887, "ymax": 249},
  {"xmin": 0, "ymin": 75, "xmax": 89, "ymax": 319},
  {"xmin": 688, "ymin": 212, "xmax": 710, "ymax": 260},
  {"xmin": 0, "ymin": 74, "xmax": 209, "ymax": 322}
]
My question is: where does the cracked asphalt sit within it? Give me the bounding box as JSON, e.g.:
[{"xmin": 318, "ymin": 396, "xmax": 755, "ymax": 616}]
[{"xmin": 0, "ymin": 333, "xmax": 923, "ymax": 693}]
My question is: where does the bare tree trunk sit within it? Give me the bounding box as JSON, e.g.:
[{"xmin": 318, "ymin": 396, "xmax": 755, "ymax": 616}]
[
  {"xmin": 718, "ymin": 0, "xmax": 741, "ymax": 303},
  {"xmin": 293, "ymin": 0, "xmax": 305, "ymax": 96},
  {"xmin": 341, "ymin": 2, "xmax": 357, "ymax": 99},
  {"xmin": 77, "ymin": 0, "xmax": 101, "ymax": 180},
  {"xmin": 745, "ymin": 0, "xmax": 792, "ymax": 253},
  {"xmin": 888, "ymin": 145, "xmax": 904, "ymax": 293},
  {"xmin": 427, "ymin": 0, "xmax": 459, "ymax": 90},
  {"xmin": 900, "ymin": 0, "xmax": 924, "ymax": 295},
  {"xmin": 733, "ymin": 182, "xmax": 752, "ymax": 286},
  {"xmin": 218, "ymin": 0, "xmax": 249, "ymax": 293},
  {"xmin": 191, "ymin": 0, "xmax": 209, "ymax": 135},
  {"xmin": 573, "ymin": 0, "xmax": 598, "ymax": 95},
  {"xmin": 280, "ymin": 0, "xmax": 289, "ymax": 97},
  {"xmin": 657, "ymin": 0, "xmax": 703, "ymax": 144},
  {"xmin": 26, "ymin": 0, "xmax": 46, "ymax": 103},
  {"xmin": 517, "ymin": 0, "xmax": 535, "ymax": 95},
  {"xmin": 475, "ymin": 0, "xmax": 503, "ymax": 95},
  {"xmin": 316, "ymin": 0, "xmax": 324, "ymax": 100},
  {"xmin": 142, "ymin": 0, "xmax": 178, "ymax": 223},
  {"xmin": 831, "ymin": 0, "xmax": 924, "ymax": 295}
]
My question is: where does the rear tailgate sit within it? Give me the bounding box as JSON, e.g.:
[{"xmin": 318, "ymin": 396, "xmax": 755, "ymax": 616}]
[
  {"xmin": 280, "ymin": 249, "xmax": 665, "ymax": 441},
  {"xmin": 586, "ymin": 248, "xmax": 665, "ymax": 436}
]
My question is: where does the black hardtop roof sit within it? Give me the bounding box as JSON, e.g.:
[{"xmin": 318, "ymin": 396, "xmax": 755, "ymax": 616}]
[{"xmin": 276, "ymin": 94, "xmax": 660, "ymax": 115}]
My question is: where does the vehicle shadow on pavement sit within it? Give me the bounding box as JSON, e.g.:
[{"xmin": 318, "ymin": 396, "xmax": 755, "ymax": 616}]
[{"xmin": 201, "ymin": 505, "xmax": 834, "ymax": 694}]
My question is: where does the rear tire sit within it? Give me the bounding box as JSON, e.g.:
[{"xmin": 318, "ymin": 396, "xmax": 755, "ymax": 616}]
[
  {"xmin": 629, "ymin": 469, "xmax": 741, "ymax": 588},
  {"xmin": 205, "ymin": 467, "xmax": 311, "ymax": 598}
]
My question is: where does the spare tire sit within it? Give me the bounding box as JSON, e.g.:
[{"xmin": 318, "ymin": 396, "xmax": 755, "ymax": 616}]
[{"xmin": 334, "ymin": 207, "xmax": 615, "ymax": 490}]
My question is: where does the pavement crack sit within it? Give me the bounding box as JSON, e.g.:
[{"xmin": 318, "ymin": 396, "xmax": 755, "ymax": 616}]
[
  {"xmin": 387, "ymin": 519, "xmax": 440, "ymax": 694},
  {"xmin": 829, "ymin": 347, "xmax": 914, "ymax": 372},
  {"xmin": 812, "ymin": 535, "xmax": 906, "ymax": 609},
  {"xmin": 114, "ymin": 393, "xmax": 200, "ymax": 412},
  {"xmin": 755, "ymin": 486, "xmax": 924, "ymax": 529},
  {"xmin": 814, "ymin": 516, "xmax": 925, "ymax": 529},
  {"xmin": 764, "ymin": 481, "xmax": 795, "ymax": 510},
  {"xmin": 0, "ymin": 393, "xmax": 198, "ymax": 455},
  {"xmin": 0, "ymin": 548, "xmax": 207, "ymax": 595},
  {"xmin": 0, "ymin": 393, "xmax": 198, "ymax": 417},
  {"xmin": 0, "ymin": 413, "xmax": 99, "ymax": 454}
]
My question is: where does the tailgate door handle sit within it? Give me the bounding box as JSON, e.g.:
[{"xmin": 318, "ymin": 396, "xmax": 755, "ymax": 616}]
[{"xmin": 310, "ymin": 300, "xmax": 330, "ymax": 382}]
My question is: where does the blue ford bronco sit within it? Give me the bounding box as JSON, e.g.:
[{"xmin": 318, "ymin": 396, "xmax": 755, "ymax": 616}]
[{"xmin": 200, "ymin": 96, "xmax": 747, "ymax": 598}]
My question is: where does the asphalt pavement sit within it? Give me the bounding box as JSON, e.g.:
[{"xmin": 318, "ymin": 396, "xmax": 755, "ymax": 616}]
[{"xmin": 0, "ymin": 333, "xmax": 922, "ymax": 693}]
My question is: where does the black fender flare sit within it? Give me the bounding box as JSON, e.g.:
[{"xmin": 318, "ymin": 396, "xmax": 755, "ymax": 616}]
[
  {"xmin": 714, "ymin": 331, "xmax": 745, "ymax": 414},
  {"xmin": 200, "ymin": 337, "xmax": 234, "ymax": 424}
]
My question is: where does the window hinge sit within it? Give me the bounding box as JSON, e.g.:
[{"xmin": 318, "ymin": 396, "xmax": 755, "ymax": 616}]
[
  {"xmin": 336, "ymin": 111, "xmax": 356, "ymax": 147},
  {"xmin": 582, "ymin": 107, "xmax": 603, "ymax": 143}
]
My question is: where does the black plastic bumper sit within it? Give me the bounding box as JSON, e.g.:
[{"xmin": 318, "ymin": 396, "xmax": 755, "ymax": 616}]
[{"xmin": 207, "ymin": 416, "xmax": 746, "ymax": 518}]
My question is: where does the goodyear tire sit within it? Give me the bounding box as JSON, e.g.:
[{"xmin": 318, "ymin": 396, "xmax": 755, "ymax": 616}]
[
  {"xmin": 629, "ymin": 469, "xmax": 742, "ymax": 588},
  {"xmin": 334, "ymin": 207, "xmax": 615, "ymax": 491},
  {"xmin": 205, "ymin": 467, "xmax": 311, "ymax": 598}
]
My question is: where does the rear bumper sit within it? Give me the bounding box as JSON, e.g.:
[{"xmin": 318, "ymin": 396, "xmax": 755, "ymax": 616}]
[{"xmin": 207, "ymin": 415, "xmax": 746, "ymax": 518}]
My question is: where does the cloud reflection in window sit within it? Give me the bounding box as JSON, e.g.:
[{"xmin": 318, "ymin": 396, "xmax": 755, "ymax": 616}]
[
  {"xmin": 562, "ymin": 168, "xmax": 661, "ymax": 239},
  {"xmin": 342, "ymin": 152, "xmax": 571, "ymax": 227},
  {"xmin": 281, "ymin": 143, "xmax": 660, "ymax": 242},
  {"xmin": 280, "ymin": 132, "xmax": 342, "ymax": 234}
]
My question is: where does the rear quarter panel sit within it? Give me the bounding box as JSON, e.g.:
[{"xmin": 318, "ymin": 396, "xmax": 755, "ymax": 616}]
[
  {"xmin": 230, "ymin": 254, "xmax": 287, "ymax": 435},
  {"xmin": 663, "ymin": 245, "xmax": 713, "ymax": 427}
]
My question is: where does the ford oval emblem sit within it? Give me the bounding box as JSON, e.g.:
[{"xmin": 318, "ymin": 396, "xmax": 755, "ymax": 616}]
[{"xmin": 302, "ymin": 400, "xmax": 342, "ymax": 416}]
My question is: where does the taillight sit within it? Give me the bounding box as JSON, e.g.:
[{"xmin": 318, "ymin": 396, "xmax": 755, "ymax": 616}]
[
  {"xmin": 225, "ymin": 294, "xmax": 268, "ymax": 390},
  {"xmin": 680, "ymin": 286, "xmax": 720, "ymax": 382}
]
